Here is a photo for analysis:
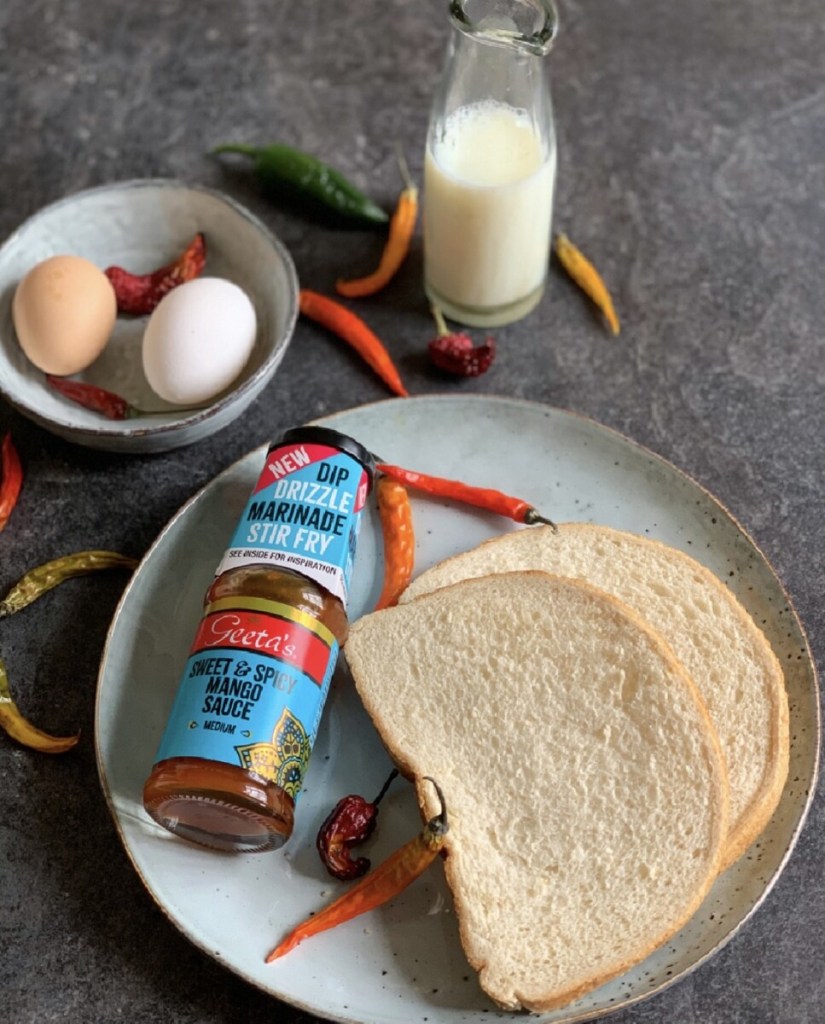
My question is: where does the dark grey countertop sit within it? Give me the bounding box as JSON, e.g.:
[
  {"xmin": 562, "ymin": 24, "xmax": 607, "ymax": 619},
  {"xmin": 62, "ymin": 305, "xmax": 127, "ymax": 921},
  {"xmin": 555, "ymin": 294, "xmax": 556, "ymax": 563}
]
[{"xmin": 1, "ymin": 1, "xmax": 823, "ymax": 1021}]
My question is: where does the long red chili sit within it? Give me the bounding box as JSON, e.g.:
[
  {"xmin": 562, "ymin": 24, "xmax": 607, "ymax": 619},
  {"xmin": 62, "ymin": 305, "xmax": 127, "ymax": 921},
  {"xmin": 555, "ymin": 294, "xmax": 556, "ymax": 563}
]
[
  {"xmin": 267, "ymin": 778, "xmax": 448, "ymax": 962},
  {"xmin": 375, "ymin": 462, "xmax": 556, "ymax": 528},
  {"xmin": 0, "ymin": 432, "xmax": 23, "ymax": 532},
  {"xmin": 299, "ymin": 289, "xmax": 409, "ymax": 398},
  {"xmin": 104, "ymin": 232, "xmax": 206, "ymax": 315},
  {"xmin": 374, "ymin": 475, "xmax": 415, "ymax": 610}
]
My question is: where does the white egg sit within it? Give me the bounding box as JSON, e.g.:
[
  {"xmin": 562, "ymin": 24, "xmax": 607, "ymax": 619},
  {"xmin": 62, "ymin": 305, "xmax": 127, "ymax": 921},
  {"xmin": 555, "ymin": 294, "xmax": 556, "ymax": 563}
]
[{"xmin": 142, "ymin": 277, "xmax": 257, "ymax": 405}]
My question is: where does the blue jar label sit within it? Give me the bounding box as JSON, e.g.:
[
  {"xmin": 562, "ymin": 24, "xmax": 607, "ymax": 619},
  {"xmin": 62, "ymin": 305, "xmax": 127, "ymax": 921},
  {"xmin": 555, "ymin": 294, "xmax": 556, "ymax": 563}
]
[
  {"xmin": 215, "ymin": 440, "xmax": 371, "ymax": 604},
  {"xmin": 153, "ymin": 596, "xmax": 339, "ymax": 800}
]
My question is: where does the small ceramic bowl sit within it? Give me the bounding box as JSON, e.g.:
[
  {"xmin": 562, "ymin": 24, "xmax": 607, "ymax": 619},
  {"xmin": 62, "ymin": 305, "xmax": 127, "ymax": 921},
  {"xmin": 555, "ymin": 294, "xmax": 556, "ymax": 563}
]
[{"xmin": 0, "ymin": 179, "xmax": 299, "ymax": 453}]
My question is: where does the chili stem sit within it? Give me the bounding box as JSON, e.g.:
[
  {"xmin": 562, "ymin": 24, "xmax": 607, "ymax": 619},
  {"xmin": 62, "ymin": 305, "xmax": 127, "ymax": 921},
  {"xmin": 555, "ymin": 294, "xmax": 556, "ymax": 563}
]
[
  {"xmin": 372, "ymin": 767, "xmax": 400, "ymax": 805},
  {"xmin": 431, "ymin": 304, "xmax": 451, "ymax": 338}
]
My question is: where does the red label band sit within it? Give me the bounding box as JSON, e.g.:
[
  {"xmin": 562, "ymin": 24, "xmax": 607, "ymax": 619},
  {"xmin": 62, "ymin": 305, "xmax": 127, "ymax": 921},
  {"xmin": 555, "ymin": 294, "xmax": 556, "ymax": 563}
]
[
  {"xmin": 189, "ymin": 607, "xmax": 333, "ymax": 687},
  {"xmin": 253, "ymin": 442, "xmax": 370, "ymax": 512}
]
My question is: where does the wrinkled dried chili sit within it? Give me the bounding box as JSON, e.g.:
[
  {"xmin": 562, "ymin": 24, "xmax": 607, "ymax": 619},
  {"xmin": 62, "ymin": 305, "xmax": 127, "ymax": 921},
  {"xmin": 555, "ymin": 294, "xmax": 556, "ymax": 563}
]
[
  {"xmin": 299, "ymin": 289, "xmax": 409, "ymax": 397},
  {"xmin": 374, "ymin": 475, "xmax": 415, "ymax": 610},
  {"xmin": 46, "ymin": 377, "xmax": 203, "ymax": 420},
  {"xmin": 427, "ymin": 306, "xmax": 496, "ymax": 378},
  {"xmin": 375, "ymin": 462, "xmax": 556, "ymax": 528},
  {"xmin": 317, "ymin": 769, "xmax": 399, "ymax": 880},
  {"xmin": 0, "ymin": 432, "xmax": 23, "ymax": 532},
  {"xmin": 0, "ymin": 550, "xmax": 137, "ymax": 753},
  {"xmin": 335, "ymin": 149, "xmax": 418, "ymax": 298},
  {"xmin": 0, "ymin": 655, "xmax": 80, "ymax": 754},
  {"xmin": 105, "ymin": 233, "xmax": 206, "ymax": 315},
  {"xmin": 268, "ymin": 778, "xmax": 448, "ymax": 961},
  {"xmin": 0, "ymin": 550, "xmax": 138, "ymax": 619},
  {"xmin": 214, "ymin": 143, "xmax": 388, "ymax": 227},
  {"xmin": 554, "ymin": 233, "xmax": 620, "ymax": 336},
  {"xmin": 46, "ymin": 376, "xmax": 134, "ymax": 420}
]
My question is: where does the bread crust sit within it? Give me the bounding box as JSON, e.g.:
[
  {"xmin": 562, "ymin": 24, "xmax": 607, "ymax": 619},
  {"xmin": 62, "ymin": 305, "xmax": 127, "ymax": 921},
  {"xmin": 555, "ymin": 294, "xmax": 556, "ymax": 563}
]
[
  {"xmin": 347, "ymin": 571, "xmax": 730, "ymax": 1012},
  {"xmin": 401, "ymin": 523, "xmax": 788, "ymax": 871}
]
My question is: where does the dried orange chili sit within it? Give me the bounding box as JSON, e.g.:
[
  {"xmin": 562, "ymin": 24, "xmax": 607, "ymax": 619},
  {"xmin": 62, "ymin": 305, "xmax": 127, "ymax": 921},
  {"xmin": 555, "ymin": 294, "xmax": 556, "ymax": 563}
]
[
  {"xmin": 267, "ymin": 777, "xmax": 448, "ymax": 961},
  {"xmin": 0, "ymin": 432, "xmax": 23, "ymax": 533},
  {"xmin": 374, "ymin": 475, "xmax": 415, "ymax": 610},
  {"xmin": 105, "ymin": 232, "xmax": 206, "ymax": 315},
  {"xmin": 299, "ymin": 289, "xmax": 409, "ymax": 397},
  {"xmin": 375, "ymin": 462, "xmax": 556, "ymax": 528},
  {"xmin": 335, "ymin": 149, "xmax": 418, "ymax": 298},
  {"xmin": 554, "ymin": 232, "xmax": 620, "ymax": 336}
]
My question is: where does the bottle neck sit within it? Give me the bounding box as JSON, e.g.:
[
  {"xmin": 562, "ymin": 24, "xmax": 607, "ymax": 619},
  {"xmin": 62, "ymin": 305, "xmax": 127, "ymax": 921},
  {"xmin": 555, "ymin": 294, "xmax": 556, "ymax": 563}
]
[{"xmin": 449, "ymin": 0, "xmax": 558, "ymax": 57}]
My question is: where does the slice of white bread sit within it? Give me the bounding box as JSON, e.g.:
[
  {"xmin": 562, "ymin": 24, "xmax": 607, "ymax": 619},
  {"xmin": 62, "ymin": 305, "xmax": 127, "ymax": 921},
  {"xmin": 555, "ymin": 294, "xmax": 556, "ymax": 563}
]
[
  {"xmin": 345, "ymin": 572, "xmax": 729, "ymax": 1012},
  {"xmin": 401, "ymin": 524, "xmax": 788, "ymax": 870}
]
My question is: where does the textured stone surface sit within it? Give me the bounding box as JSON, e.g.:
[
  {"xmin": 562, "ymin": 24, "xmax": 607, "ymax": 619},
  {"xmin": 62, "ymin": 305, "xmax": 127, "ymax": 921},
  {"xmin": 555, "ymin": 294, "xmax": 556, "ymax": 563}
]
[{"xmin": 0, "ymin": 0, "xmax": 823, "ymax": 1021}]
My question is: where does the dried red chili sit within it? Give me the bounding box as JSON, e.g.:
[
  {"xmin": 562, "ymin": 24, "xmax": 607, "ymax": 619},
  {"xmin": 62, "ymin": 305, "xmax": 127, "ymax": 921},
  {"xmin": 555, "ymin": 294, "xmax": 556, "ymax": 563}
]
[
  {"xmin": 428, "ymin": 306, "xmax": 496, "ymax": 378},
  {"xmin": 0, "ymin": 432, "xmax": 23, "ymax": 533},
  {"xmin": 317, "ymin": 769, "xmax": 399, "ymax": 880},
  {"xmin": 374, "ymin": 475, "xmax": 414, "ymax": 610},
  {"xmin": 268, "ymin": 777, "xmax": 448, "ymax": 961},
  {"xmin": 46, "ymin": 376, "xmax": 134, "ymax": 419},
  {"xmin": 375, "ymin": 462, "xmax": 556, "ymax": 528},
  {"xmin": 104, "ymin": 232, "xmax": 206, "ymax": 315},
  {"xmin": 45, "ymin": 376, "xmax": 199, "ymax": 420}
]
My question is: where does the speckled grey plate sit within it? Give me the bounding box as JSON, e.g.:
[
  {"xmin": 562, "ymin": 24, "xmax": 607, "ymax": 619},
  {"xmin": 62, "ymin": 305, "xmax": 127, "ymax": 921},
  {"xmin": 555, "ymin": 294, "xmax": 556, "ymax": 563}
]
[
  {"xmin": 95, "ymin": 395, "xmax": 819, "ymax": 1022},
  {"xmin": 0, "ymin": 179, "xmax": 298, "ymax": 452}
]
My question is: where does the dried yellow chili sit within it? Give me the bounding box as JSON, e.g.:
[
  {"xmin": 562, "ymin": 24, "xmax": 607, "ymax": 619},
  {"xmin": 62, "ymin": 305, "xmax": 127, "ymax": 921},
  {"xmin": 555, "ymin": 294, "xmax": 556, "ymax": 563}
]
[
  {"xmin": 0, "ymin": 550, "xmax": 138, "ymax": 619},
  {"xmin": 554, "ymin": 232, "xmax": 620, "ymax": 336},
  {"xmin": 0, "ymin": 655, "xmax": 80, "ymax": 754},
  {"xmin": 335, "ymin": 148, "xmax": 418, "ymax": 298},
  {"xmin": 0, "ymin": 549, "xmax": 138, "ymax": 753}
]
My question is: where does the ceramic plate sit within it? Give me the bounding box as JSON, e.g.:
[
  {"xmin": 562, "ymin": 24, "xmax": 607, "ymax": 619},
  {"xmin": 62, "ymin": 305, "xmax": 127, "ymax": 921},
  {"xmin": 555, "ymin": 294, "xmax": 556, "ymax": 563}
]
[
  {"xmin": 0, "ymin": 179, "xmax": 298, "ymax": 452},
  {"xmin": 95, "ymin": 395, "xmax": 819, "ymax": 1023}
]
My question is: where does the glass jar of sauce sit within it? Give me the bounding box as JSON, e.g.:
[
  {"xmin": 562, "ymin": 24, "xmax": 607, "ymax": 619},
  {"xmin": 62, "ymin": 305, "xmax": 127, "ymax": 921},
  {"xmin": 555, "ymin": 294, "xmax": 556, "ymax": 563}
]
[{"xmin": 142, "ymin": 426, "xmax": 374, "ymax": 853}]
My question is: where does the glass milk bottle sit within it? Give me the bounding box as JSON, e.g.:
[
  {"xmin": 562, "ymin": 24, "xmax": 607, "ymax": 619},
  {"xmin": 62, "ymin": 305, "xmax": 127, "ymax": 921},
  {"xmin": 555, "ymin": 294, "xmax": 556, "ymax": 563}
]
[{"xmin": 424, "ymin": 0, "xmax": 559, "ymax": 328}]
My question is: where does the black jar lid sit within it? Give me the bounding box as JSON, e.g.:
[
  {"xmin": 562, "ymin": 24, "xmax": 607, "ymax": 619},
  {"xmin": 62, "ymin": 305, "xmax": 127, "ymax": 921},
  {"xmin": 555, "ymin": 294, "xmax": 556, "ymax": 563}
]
[{"xmin": 272, "ymin": 425, "xmax": 376, "ymax": 487}]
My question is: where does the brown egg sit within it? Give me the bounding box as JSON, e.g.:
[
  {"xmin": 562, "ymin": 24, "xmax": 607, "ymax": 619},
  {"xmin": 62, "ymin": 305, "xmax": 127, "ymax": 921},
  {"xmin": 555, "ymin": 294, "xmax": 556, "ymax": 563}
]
[{"xmin": 12, "ymin": 255, "xmax": 117, "ymax": 375}]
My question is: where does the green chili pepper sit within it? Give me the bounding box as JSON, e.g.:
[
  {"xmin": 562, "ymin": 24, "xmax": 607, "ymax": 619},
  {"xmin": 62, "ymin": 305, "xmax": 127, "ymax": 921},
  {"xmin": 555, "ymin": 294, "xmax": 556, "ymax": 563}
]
[
  {"xmin": 0, "ymin": 550, "xmax": 138, "ymax": 619},
  {"xmin": 214, "ymin": 143, "xmax": 389, "ymax": 228}
]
